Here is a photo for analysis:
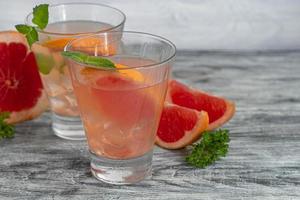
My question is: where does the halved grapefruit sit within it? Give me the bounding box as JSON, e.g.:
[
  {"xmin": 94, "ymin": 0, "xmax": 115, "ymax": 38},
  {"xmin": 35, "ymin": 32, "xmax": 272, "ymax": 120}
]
[
  {"xmin": 166, "ymin": 80, "xmax": 235, "ymax": 130},
  {"xmin": 0, "ymin": 31, "xmax": 48, "ymax": 124},
  {"xmin": 156, "ymin": 103, "xmax": 209, "ymax": 149}
]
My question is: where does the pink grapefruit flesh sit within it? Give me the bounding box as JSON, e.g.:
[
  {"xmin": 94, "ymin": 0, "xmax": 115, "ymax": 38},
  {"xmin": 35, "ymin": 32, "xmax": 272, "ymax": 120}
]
[
  {"xmin": 167, "ymin": 80, "xmax": 235, "ymax": 130},
  {"xmin": 0, "ymin": 31, "xmax": 48, "ymax": 124},
  {"xmin": 156, "ymin": 103, "xmax": 209, "ymax": 149}
]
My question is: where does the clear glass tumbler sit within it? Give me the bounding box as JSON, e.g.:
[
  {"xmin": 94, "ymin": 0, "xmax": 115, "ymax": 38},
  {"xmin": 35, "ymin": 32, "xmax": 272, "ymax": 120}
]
[
  {"xmin": 25, "ymin": 3, "xmax": 126, "ymax": 140},
  {"xmin": 64, "ymin": 31, "xmax": 176, "ymax": 184}
]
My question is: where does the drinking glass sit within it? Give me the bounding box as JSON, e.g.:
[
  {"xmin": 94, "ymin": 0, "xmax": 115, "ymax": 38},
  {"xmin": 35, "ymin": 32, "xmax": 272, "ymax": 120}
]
[
  {"xmin": 25, "ymin": 3, "xmax": 126, "ymax": 140},
  {"xmin": 64, "ymin": 31, "xmax": 176, "ymax": 184}
]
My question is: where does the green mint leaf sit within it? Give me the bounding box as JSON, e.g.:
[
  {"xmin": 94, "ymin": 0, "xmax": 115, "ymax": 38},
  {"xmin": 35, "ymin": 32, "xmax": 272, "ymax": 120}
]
[
  {"xmin": 0, "ymin": 112, "xmax": 15, "ymax": 140},
  {"xmin": 85, "ymin": 56, "xmax": 115, "ymax": 68},
  {"xmin": 32, "ymin": 4, "xmax": 49, "ymax": 30},
  {"xmin": 185, "ymin": 129, "xmax": 230, "ymax": 168},
  {"xmin": 15, "ymin": 4, "xmax": 49, "ymax": 46},
  {"xmin": 15, "ymin": 24, "xmax": 38, "ymax": 47},
  {"xmin": 61, "ymin": 51, "xmax": 116, "ymax": 69},
  {"xmin": 15, "ymin": 24, "xmax": 32, "ymax": 34},
  {"xmin": 61, "ymin": 51, "xmax": 88, "ymax": 63}
]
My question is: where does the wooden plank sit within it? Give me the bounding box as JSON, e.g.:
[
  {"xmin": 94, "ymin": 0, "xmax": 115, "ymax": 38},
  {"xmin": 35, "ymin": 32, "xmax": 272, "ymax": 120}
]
[{"xmin": 0, "ymin": 51, "xmax": 299, "ymax": 199}]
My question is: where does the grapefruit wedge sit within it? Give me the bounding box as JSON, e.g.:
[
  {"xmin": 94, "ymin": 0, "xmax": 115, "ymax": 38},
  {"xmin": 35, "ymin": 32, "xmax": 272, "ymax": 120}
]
[
  {"xmin": 156, "ymin": 104, "xmax": 209, "ymax": 149},
  {"xmin": 166, "ymin": 80, "xmax": 235, "ymax": 130},
  {"xmin": 0, "ymin": 31, "xmax": 48, "ymax": 124}
]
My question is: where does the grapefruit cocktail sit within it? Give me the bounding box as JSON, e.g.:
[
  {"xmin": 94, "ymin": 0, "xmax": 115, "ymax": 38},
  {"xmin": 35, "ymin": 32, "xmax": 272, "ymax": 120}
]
[
  {"xmin": 64, "ymin": 32, "xmax": 176, "ymax": 184},
  {"xmin": 25, "ymin": 3, "xmax": 125, "ymax": 140}
]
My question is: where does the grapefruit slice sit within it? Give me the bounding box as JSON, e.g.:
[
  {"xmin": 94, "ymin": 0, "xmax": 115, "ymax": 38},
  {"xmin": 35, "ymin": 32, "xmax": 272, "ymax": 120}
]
[
  {"xmin": 43, "ymin": 38, "xmax": 73, "ymax": 51},
  {"xmin": 156, "ymin": 104, "xmax": 209, "ymax": 149},
  {"xmin": 0, "ymin": 31, "xmax": 48, "ymax": 124},
  {"xmin": 167, "ymin": 80, "xmax": 235, "ymax": 130},
  {"xmin": 79, "ymin": 63, "xmax": 144, "ymax": 83},
  {"xmin": 48, "ymin": 36, "xmax": 117, "ymax": 55}
]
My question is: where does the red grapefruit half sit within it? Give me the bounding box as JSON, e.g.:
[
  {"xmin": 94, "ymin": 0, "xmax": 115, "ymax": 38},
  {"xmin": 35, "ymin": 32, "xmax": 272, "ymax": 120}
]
[
  {"xmin": 156, "ymin": 103, "xmax": 209, "ymax": 149},
  {"xmin": 166, "ymin": 80, "xmax": 235, "ymax": 130},
  {"xmin": 0, "ymin": 31, "xmax": 48, "ymax": 124}
]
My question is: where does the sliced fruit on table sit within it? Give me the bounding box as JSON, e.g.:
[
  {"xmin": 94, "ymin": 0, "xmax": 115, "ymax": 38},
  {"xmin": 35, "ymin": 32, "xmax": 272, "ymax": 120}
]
[
  {"xmin": 166, "ymin": 80, "xmax": 235, "ymax": 131},
  {"xmin": 156, "ymin": 103, "xmax": 209, "ymax": 149},
  {"xmin": 0, "ymin": 31, "xmax": 48, "ymax": 124}
]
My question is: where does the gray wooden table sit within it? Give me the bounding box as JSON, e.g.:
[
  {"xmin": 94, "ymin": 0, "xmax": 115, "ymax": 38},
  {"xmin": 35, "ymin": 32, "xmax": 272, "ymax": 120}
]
[{"xmin": 1, "ymin": 51, "xmax": 299, "ymax": 200}]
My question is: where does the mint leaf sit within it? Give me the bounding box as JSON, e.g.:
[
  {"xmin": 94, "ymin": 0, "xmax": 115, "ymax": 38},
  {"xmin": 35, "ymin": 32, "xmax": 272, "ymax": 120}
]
[
  {"xmin": 62, "ymin": 51, "xmax": 88, "ymax": 63},
  {"xmin": 85, "ymin": 56, "xmax": 115, "ymax": 67},
  {"xmin": 15, "ymin": 4, "xmax": 49, "ymax": 47},
  {"xmin": 61, "ymin": 51, "xmax": 115, "ymax": 69},
  {"xmin": 185, "ymin": 129, "xmax": 230, "ymax": 168},
  {"xmin": 0, "ymin": 112, "xmax": 15, "ymax": 140},
  {"xmin": 32, "ymin": 4, "xmax": 49, "ymax": 30},
  {"xmin": 15, "ymin": 24, "xmax": 38, "ymax": 47}
]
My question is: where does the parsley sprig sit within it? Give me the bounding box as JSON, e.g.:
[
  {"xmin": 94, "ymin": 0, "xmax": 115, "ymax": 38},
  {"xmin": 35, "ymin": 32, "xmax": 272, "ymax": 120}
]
[
  {"xmin": 186, "ymin": 129, "xmax": 230, "ymax": 168},
  {"xmin": 0, "ymin": 112, "xmax": 15, "ymax": 140},
  {"xmin": 15, "ymin": 4, "xmax": 49, "ymax": 46}
]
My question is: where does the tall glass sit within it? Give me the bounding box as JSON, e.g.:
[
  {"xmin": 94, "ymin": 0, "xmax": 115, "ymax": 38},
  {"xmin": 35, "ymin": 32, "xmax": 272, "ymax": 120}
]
[
  {"xmin": 25, "ymin": 3, "xmax": 126, "ymax": 140},
  {"xmin": 64, "ymin": 32, "xmax": 176, "ymax": 184}
]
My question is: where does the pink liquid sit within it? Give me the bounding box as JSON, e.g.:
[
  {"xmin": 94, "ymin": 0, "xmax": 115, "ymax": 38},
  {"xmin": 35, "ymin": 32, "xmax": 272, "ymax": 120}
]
[
  {"xmin": 70, "ymin": 58, "xmax": 168, "ymax": 159},
  {"xmin": 33, "ymin": 21, "xmax": 113, "ymax": 117}
]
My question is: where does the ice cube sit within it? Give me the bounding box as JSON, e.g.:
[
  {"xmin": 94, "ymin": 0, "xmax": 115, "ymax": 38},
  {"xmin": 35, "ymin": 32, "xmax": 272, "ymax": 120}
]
[
  {"xmin": 45, "ymin": 82, "xmax": 66, "ymax": 97},
  {"xmin": 52, "ymin": 51, "xmax": 65, "ymax": 70},
  {"xmin": 102, "ymin": 125, "xmax": 129, "ymax": 148},
  {"xmin": 61, "ymin": 67, "xmax": 73, "ymax": 92},
  {"xmin": 65, "ymin": 93, "xmax": 78, "ymax": 108},
  {"xmin": 50, "ymin": 96, "xmax": 68, "ymax": 115},
  {"xmin": 41, "ymin": 68, "xmax": 61, "ymax": 83}
]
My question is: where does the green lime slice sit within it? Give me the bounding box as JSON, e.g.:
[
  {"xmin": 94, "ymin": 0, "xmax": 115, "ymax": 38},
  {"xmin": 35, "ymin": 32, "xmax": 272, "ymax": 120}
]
[{"xmin": 35, "ymin": 53, "xmax": 54, "ymax": 75}]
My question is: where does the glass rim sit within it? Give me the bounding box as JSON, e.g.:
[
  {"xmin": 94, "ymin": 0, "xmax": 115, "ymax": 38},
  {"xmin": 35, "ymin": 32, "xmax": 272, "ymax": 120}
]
[
  {"xmin": 64, "ymin": 31, "xmax": 177, "ymax": 70},
  {"xmin": 25, "ymin": 2, "xmax": 126, "ymax": 36}
]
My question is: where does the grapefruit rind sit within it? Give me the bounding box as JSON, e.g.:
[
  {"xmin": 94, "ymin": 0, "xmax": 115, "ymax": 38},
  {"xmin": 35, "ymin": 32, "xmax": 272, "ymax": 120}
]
[
  {"xmin": 0, "ymin": 31, "xmax": 28, "ymax": 47},
  {"xmin": 207, "ymin": 100, "xmax": 235, "ymax": 131},
  {"xmin": 43, "ymin": 38, "xmax": 74, "ymax": 50},
  {"xmin": 4, "ymin": 91, "xmax": 48, "ymax": 124}
]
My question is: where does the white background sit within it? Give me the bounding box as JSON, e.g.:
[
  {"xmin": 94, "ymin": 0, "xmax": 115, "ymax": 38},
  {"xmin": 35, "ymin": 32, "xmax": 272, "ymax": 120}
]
[{"xmin": 0, "ymin": 0, "xmax": 299, "ymax": 50}]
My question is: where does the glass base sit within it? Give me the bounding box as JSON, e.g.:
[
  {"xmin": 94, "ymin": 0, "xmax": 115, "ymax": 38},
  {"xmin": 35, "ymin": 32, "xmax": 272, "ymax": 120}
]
[
  {"xmin": 51, "ymin": 113, "xmax": 86, "ymax": 140},
  {"xmin": 90, "ymin": 151, "xmax": 152, "ymax": 185}
]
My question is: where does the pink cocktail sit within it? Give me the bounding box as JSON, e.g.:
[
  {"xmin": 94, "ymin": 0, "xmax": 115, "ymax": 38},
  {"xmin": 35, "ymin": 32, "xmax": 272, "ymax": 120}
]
[
  {"xmin": 25, "ymin": 3, "xmax": 125, "ymax": 140},
  {"xmin": 65, "ymin": 32, "xmax": 176, "ymax": 184}
]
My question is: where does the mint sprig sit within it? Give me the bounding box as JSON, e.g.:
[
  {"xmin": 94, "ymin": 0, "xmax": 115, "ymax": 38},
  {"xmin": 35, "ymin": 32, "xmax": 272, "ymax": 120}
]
[
  {"xmin": 185, "ymin": 129, "xmax": 230, "ymax": 168},
  {"xmin": 15, "ymin": 4, "xmax": 49, "ymax": 46},
  {"xmin": 0, "ymin": 112, "xmax": 15, "ymax": 140},
  {"xmin": 62, "ymin": 51, "xmax": 116, "ymax": 69},
  {"xmin": 32, "ymin": 4, "xmax": 49, "ymax": 30},
  {"xmin": 15, "ymin": 25, "xmax": 38, "ymax": 47}
]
